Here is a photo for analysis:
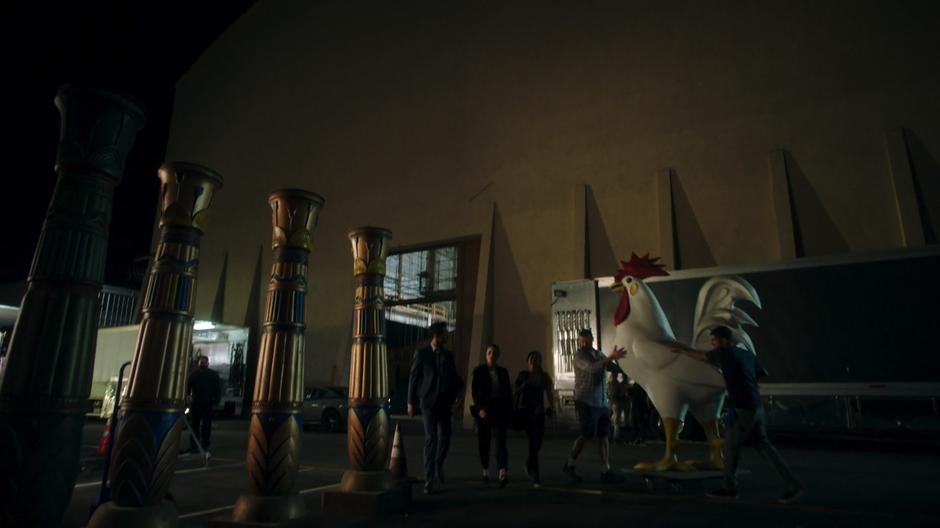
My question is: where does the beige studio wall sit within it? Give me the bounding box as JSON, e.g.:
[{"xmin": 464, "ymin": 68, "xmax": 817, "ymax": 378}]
[{"xmin": 165, "ymin": 0, "xmax": 940, "ymax": 384}]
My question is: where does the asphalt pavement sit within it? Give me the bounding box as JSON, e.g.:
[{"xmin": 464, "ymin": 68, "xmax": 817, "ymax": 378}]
[{"xmin": 63, "ymin": 417, "xmax": 940, "ymax": 528}]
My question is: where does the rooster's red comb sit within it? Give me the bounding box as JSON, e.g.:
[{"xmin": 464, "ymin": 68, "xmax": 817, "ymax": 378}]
[{"xmin": 614, "ymin": 252, "xmax": 669, "ymax": 282}]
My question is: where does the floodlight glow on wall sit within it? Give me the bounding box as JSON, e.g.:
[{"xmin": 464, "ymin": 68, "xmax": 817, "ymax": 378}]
[{"xmin": 193, "ymin": 320, "xmax": 216, "ymax": 330}]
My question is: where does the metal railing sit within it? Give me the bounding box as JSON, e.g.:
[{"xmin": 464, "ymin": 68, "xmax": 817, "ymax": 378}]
[
  {"xmin": 97, "ymin": 285, "xmax": 139, "ymax": 328},
  {"xmin": 761, "ymin": 382, "xmax": 940, "ymax": 433}
]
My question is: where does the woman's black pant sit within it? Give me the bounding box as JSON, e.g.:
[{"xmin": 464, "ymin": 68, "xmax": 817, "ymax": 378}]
[
  {"xmin": 476, "ymin": 417, "xmax": 508, "ymax": 470},
  {"xmin": 524, "ymin": 414, "xmax": 546, "ymax": 476}
]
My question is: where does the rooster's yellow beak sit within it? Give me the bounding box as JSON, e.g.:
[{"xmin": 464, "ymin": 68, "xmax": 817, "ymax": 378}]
[{"xmin": 611, "ymin": 282, "xmax": 623, "ymax": 291}]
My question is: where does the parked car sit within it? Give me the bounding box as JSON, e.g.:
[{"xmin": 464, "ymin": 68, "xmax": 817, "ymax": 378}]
[{"xmin": 302, "ymin": 386, "xmax": 348, "ymax": 432}]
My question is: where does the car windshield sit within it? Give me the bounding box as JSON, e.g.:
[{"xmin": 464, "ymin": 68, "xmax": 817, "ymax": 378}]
[{"xmin": 329, "ymin": 386, "xmax": 348, "ymax": 397}]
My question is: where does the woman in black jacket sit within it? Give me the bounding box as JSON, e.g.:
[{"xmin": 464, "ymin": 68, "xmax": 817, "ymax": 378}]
[
  {"xmin": 514, "ymin": 350, "xmax": 556, "ymax": 487},
  {"xmin": 471, "ymin": 344, "xmax": 512, "ymax": 487}
]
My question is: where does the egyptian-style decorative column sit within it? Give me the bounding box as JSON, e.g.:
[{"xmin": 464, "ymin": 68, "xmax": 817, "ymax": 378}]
[
  {"xmin": 340, "ymin": 227, "xmax": 395, "ymax": 489},
  {"xmin": 232, "ymin": 189, "xmax": 324, "ymax": 523},
  {"xmin": 88, "ymin": 162, "xmax": 222, "ymax": 528},
  {"xmin": 0, "ymin": 85, "xmax": 146, "ymax": 527}
]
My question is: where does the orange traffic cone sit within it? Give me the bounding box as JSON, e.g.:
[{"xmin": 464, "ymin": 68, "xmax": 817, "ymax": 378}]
[
  {"xmin": 388, "ymin": 423, "xmax": 408, "ymax": 479},
  {"xmin": 97, "ymin": 416, "xmax": 113, "ymax": 457}
]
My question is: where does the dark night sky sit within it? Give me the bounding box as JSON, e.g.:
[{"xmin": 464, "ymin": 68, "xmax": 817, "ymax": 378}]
[{"xmin": 4, "ymin": 1, "xmax": 254, "ymax": 288}]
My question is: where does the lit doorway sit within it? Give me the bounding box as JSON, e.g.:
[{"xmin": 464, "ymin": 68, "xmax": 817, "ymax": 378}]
[{"xmin": 383, "ymin": 239, "xmax": 479, "ymax": 415}]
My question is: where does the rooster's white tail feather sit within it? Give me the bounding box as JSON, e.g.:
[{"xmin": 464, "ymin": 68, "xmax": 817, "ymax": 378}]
[{"xmin": 692, "ymin": 276, "xmax": 762, "ymax": 354}]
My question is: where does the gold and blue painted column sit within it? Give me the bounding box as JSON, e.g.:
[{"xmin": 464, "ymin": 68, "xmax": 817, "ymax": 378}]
[
  {"xmin": 88, "ymin": 162, "xmax": 222, "ymax": 528},
  {"xmin": 0, "ymin": 85, "xmax": 146, "ymax": 527},
  {"xmin": 341, "ymin": 227, "xmax": 394, "ymax": 490},
  {"xmin": 232, "ymin": 189, "xmax": 324, "ymax": 523}
]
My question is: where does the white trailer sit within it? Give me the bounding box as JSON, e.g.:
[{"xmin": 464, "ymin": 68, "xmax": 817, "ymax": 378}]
[
  {"xmin": 550, "ymin": 247, "xmax": 940, "ymax": 434},
  {"xmin": 90, "ymin": 325, "xmax": 139, "ymax": 417},
  {"xmin": 91, "ymin": 320, "xmax": 250, "ymax": 418}
]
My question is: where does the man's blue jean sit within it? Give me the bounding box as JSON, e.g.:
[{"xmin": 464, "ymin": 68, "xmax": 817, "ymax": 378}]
[{"xmin": 421, "ymin": 408, "xmax": 452, "ymax": 483}]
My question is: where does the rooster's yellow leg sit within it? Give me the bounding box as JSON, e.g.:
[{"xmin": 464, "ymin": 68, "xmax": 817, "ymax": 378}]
[
  {"xmin": 684, "ymin": 419, "xmax": 725, "ymax": 470},
  {"xmin": 634, "ymin": 418, "xmax": 685, "ymax": 471}
]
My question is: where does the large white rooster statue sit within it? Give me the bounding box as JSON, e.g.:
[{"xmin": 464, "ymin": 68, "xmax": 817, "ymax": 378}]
[{"xmin": 611, "ymin": 253, "xmax": 761, "ymax": 472}]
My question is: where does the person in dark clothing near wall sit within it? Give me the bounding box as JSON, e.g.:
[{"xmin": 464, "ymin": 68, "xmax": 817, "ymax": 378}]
[
  {"xmin": 408, "ymin": 322, "xmax": 465, "ymax": 495},
  {"xmin": 471, "ymin": 344, "xmax": 512, "ymax": 487},
  {"xmin": 626, "ymin": 376, "xmax": 650, "ymax": 445},
  {"xmin": 185, "ymin": 354, "xmax": 221, "ymax": 453},
  {"xmin": 608, "ymin": 372, "xmax": 630, "ymax": 441},
  {"xmin": 514, "ymin": 350, "xmax": 556, "ymax": 488},
  {"xmin": 673, "ymin": 325, "xmax": 803, "ymax": 504}
]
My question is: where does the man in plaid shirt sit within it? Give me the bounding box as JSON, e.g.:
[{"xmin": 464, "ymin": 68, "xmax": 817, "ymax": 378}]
[{"xmin": 562, "ymin": 329, "xmax": 626, "ymax": 484}]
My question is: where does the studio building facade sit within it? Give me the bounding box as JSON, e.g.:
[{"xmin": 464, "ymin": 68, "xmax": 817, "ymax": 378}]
[{"xmin": 162, "ymin": 1, "xmax": 940, "ymax": 411}]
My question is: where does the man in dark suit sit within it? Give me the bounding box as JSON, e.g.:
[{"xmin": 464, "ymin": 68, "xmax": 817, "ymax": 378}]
[{"xmin": 407, "ymin": 322, "xmax": 464, "ymax": 494}]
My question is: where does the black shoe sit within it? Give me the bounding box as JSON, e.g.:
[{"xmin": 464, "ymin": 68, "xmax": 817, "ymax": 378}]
[
  {"xmin": 600, "ymin": 470, "xmax": 624, "ymax": 484},
  {"xmin": 531, "ymin": 467, "xmax": 541, "ymax": 486},
  {"xmin": 778, "ymin": 487, "xmax": 804, "ymax": 505},
  {"xmin": 706, "ymin": 488, "xmax": 739, "ymax": 500},
  {"xmin": 562, "ymin": 462, "xmax": 582, "ymax": 484},
  {"xmin": 498, "ymin": 475, "xmax": 509, "ymax": 488},
  {"xmin": 424, "ymin": 481, "xmax": 434, "ymax": 495},
  {"xmin": 436, "ymin": 469, "xmax": 446, "ymax": 485},
  {"xmin": 482, "ymin": 474, "xmax": 489, "ymax": 486}
]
